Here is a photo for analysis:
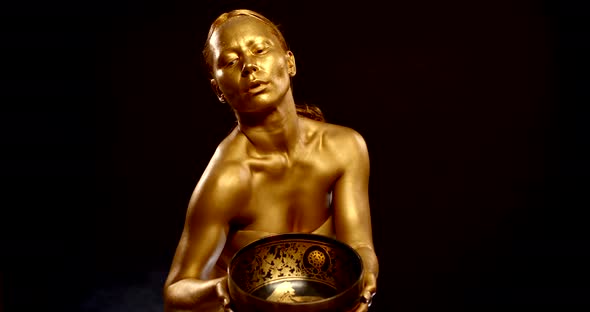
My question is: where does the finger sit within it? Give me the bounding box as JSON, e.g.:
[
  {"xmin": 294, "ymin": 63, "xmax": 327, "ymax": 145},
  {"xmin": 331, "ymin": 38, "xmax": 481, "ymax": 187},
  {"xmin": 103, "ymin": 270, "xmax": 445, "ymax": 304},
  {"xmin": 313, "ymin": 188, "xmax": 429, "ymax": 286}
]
[
  {"xmin": 353, "ymin": 302, "xmax": 369, "ymax": 312},
  {"xmin": 215, "ymin": 279, "xmax": 231, "ymax": 310},
  {"xmin": 216, "ymin": 276, "xmax": 229, "ymax": 295},
  {"xmin": 360, "ymin": 290, "xmax": 375, "ymax": 309},
  {"xmin": 221, "ymin": 297, "xmax": 230, "ymax": 310},
  {"xmin": 364, "ymin": 273, "xmax": 377, "ymax": 293},
  {"xmin": 360, "ymin": 272, "xmax": 377, "ymax": 309}
]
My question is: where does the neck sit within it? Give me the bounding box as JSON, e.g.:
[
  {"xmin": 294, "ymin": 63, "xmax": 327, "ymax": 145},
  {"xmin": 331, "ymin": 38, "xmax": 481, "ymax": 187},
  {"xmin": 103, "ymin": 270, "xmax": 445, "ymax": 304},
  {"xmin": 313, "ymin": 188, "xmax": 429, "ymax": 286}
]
[{"xmin": 236, "ymin": 96, "xmax": 302, "ymax": 155}]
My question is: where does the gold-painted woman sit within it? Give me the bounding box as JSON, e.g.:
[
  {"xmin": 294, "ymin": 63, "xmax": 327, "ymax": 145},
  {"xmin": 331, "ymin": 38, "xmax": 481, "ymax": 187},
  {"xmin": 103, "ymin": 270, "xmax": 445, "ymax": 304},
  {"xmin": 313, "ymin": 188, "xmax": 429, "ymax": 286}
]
[{"xmin": 163, "ymin": 9, "xmax": 379, "ymax": 312}]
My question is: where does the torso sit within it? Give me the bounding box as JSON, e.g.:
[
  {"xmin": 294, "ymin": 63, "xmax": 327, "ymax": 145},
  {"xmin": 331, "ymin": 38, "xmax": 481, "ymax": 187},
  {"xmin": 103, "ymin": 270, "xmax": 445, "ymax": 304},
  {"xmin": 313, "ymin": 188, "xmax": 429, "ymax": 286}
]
[{"xmin": 210, "ymin": 118, "xmax": 348, "ymax": 276}]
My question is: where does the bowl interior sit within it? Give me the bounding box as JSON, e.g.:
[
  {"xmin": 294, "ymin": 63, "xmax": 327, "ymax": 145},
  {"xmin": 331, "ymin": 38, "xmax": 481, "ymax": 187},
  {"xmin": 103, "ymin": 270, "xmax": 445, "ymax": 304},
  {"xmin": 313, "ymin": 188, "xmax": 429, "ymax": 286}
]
[{"xmin": 228, "ymin": 233, "xmax": 363, "ymax": 305}]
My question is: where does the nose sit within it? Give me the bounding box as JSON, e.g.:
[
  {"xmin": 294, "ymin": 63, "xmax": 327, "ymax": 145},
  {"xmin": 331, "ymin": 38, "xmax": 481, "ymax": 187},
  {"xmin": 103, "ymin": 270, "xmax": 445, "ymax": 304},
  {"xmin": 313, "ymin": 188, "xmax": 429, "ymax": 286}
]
[{"xmin": 241, "ymin": 62, "xmax": 259, "ymax": 77}]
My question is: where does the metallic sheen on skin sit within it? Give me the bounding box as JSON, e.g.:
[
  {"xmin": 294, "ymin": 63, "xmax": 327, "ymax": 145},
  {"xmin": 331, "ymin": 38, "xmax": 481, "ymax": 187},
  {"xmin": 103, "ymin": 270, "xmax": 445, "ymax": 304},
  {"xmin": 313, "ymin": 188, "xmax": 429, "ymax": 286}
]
[{"xmin": 163, "ymin": 9, "xmax": 379, "ymax": 312}]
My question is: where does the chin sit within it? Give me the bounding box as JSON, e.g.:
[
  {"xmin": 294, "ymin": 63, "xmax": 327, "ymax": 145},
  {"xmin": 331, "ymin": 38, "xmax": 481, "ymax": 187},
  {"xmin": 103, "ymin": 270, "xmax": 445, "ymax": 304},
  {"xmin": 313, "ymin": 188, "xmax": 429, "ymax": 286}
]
[{"xmin": 238, "ymin": 96, "xmax": 278, "ymax": 112}]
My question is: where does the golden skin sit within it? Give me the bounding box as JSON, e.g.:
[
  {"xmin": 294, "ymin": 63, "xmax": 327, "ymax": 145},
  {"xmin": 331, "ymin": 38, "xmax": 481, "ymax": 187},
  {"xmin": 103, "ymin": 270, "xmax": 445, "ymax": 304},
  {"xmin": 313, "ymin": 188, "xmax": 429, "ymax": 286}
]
[{"xmin": 164, "ymin": 13, "xmax": 378, "ymax": 312}]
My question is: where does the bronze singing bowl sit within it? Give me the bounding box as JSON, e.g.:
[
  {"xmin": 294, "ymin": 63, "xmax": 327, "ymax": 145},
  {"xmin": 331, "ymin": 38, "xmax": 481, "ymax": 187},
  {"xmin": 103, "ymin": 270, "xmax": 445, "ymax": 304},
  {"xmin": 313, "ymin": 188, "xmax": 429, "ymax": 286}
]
[{"xmin": 228, "ymin": 233, "xmax": 364, "ymax": 312}]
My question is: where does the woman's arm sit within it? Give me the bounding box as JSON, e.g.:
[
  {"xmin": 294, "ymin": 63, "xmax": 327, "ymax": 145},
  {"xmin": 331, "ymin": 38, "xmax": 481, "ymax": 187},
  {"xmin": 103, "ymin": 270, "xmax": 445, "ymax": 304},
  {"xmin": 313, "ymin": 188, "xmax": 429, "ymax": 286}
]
[
  {"xmin": 331, "ymin": 128, "xmax": 379, "ymax": 311},
  {"xmin": 164, "ymin": 161, "xmax": 251, "ymax": 312}
]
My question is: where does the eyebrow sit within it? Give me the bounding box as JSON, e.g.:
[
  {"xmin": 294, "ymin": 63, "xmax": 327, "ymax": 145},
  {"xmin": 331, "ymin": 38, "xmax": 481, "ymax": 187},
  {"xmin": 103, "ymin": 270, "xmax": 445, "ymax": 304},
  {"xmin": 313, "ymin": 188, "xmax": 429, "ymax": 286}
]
[
  {"xmin": 244, "ymin": 38, "xmax": 273, "ymax": 46},
  {"xmin": 216, "ymin": 37, "xmax": 273, "ymax": 57}
]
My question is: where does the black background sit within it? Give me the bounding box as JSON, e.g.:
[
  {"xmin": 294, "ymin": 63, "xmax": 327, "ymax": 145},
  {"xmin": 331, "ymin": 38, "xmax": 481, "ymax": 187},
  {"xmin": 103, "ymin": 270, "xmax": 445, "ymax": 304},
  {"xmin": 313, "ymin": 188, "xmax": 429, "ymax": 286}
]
[{"xmin": 2, "ymin": 0, "xmax": 589, "ymax": 311}]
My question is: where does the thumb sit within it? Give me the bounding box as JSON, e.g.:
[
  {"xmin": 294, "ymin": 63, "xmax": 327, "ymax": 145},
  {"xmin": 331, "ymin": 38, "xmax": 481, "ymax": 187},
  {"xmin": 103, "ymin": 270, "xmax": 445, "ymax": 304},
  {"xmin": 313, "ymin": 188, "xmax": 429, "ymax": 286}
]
[
  {"xmin": 360, "ymin": 273, "xmax": 377, "ymax": 307},
  {"xmin": 216, "ymin": 277, "xmax": 232, "ymax": 311}
]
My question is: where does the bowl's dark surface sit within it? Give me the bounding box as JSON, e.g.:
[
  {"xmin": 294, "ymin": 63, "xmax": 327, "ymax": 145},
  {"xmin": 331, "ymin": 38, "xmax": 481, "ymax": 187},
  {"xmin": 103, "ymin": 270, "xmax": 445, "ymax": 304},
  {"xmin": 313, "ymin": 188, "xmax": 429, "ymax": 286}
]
[{"xmin": 228, "ymin": 233, "xmax": 363, "ymax": 312}]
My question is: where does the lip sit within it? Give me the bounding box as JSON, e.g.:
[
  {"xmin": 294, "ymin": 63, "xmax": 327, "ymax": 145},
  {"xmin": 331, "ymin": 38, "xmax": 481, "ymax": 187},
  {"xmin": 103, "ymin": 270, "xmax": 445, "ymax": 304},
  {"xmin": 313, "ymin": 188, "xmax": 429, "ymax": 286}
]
[{"xmin": 245, "ymin": 80, "xmax": 268, "ymax": 94}]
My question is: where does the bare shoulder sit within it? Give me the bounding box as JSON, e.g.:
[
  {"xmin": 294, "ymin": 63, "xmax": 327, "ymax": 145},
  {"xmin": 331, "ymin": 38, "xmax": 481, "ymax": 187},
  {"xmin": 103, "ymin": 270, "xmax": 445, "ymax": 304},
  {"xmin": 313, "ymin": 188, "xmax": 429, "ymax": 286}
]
[
  {"xmin": 187, "ymin": 129, "xmax": 252, "ymax": 219},
  {"xmin": 326, "ymin": 123, "xmax": 366, "ymax": 146},
  {"xmin": 307, "ymin": 119, "xmax": 368, "ymax": 155}
]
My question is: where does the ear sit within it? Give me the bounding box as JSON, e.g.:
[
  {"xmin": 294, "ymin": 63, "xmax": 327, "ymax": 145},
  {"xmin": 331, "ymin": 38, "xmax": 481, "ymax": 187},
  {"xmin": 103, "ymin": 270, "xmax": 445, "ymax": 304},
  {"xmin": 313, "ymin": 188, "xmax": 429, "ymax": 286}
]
[
  {"xmin": 286, "ymin": 51, "xmax": 296, "ymax": 77},
  {"xmin": 210, "ymin": 79, "xmax": 226, "ymax": 103}
]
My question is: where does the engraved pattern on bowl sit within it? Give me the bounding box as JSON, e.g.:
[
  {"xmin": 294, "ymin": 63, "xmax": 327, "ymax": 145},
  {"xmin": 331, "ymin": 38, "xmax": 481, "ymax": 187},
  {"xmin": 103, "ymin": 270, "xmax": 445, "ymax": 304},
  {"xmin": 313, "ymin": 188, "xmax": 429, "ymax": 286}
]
[{"xmin": 228, "ymin": 233, "xmax": 363, "ymax": 312}]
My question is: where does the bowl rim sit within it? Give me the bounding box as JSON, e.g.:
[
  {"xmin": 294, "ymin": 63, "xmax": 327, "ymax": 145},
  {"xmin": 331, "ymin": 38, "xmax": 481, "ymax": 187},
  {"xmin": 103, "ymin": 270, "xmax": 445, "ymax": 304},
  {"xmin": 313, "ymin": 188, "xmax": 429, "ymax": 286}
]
[{"xmin": 227, "ymin": 232, "xmax": 364, "ymax": 307}]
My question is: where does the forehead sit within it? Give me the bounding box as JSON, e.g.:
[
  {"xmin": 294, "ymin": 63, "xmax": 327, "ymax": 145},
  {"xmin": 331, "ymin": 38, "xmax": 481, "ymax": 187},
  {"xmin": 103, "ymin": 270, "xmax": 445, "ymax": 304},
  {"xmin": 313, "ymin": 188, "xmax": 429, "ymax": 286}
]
[{"xmin": 210, "ymin": 16, "xmax": 279, "ymax": 50}]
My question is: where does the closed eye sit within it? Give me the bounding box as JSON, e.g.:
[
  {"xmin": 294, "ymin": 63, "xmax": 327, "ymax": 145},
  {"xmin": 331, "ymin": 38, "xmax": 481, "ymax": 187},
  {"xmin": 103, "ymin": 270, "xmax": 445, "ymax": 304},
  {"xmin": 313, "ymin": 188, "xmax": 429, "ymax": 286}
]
[
  {"xmin": 221, "ymin": 58, "xmax": 238, "ymax": 68},
  {"xmin": 252, "ymin": 44, "xmax": 269, "ymax": 55}
]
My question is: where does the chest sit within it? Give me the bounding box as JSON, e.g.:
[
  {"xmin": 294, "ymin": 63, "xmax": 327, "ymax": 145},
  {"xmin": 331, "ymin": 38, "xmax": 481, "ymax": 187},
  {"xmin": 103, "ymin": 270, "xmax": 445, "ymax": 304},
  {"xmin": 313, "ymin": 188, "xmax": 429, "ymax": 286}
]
[{"xmin": 234, "ymin": 154, "xmax": 340, "ymax": 232}]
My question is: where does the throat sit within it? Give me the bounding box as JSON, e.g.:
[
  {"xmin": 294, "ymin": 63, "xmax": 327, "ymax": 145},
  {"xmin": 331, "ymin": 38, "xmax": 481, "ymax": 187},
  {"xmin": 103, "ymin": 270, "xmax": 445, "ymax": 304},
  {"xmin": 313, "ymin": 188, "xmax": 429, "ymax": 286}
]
[{"xmin": 238, "ymin": 117, "xmax": 306, "ymax": 158}]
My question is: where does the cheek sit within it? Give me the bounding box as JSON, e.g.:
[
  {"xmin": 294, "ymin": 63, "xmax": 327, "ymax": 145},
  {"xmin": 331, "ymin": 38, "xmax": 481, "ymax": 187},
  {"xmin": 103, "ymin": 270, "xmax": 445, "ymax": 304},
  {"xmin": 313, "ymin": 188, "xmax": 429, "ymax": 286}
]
[
  {"xmin": 269, "ymin": 58, "xmax": 290, "ymax": 79},
  {"xmin": 215, "ymin": 71, "xmax": 238, "ymax": 93},
  {"xmin": 214, "ymin": 68, "xmax": 224, "ymax": 79}
]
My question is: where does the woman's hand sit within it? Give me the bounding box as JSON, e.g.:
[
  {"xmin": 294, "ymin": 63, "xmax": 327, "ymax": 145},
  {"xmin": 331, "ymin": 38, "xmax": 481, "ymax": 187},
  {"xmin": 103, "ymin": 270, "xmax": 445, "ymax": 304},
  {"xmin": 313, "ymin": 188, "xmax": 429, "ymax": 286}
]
[
  {"xmin": 216, "ymin": 276, "xmax": 234, "ymax": 312},
  {"xmin": 354, "ymin": 272, "xmax": 377, "ymax": 312}
]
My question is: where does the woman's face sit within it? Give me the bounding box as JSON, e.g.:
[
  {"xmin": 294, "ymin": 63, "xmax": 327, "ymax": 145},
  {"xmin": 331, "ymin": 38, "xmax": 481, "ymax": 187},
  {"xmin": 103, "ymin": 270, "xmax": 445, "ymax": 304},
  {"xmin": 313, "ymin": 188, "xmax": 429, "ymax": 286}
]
[{"xmin": 208, "ymin": 16, "xmax": 295, "ymax": 113}]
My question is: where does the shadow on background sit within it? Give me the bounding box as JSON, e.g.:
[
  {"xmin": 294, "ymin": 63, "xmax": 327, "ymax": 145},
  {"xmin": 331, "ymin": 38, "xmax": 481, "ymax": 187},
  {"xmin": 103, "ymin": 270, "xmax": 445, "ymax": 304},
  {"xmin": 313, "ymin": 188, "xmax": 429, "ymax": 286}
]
[{"xmin": 2, "ymin": 0, "xmax": 589, "ymax": 311}]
